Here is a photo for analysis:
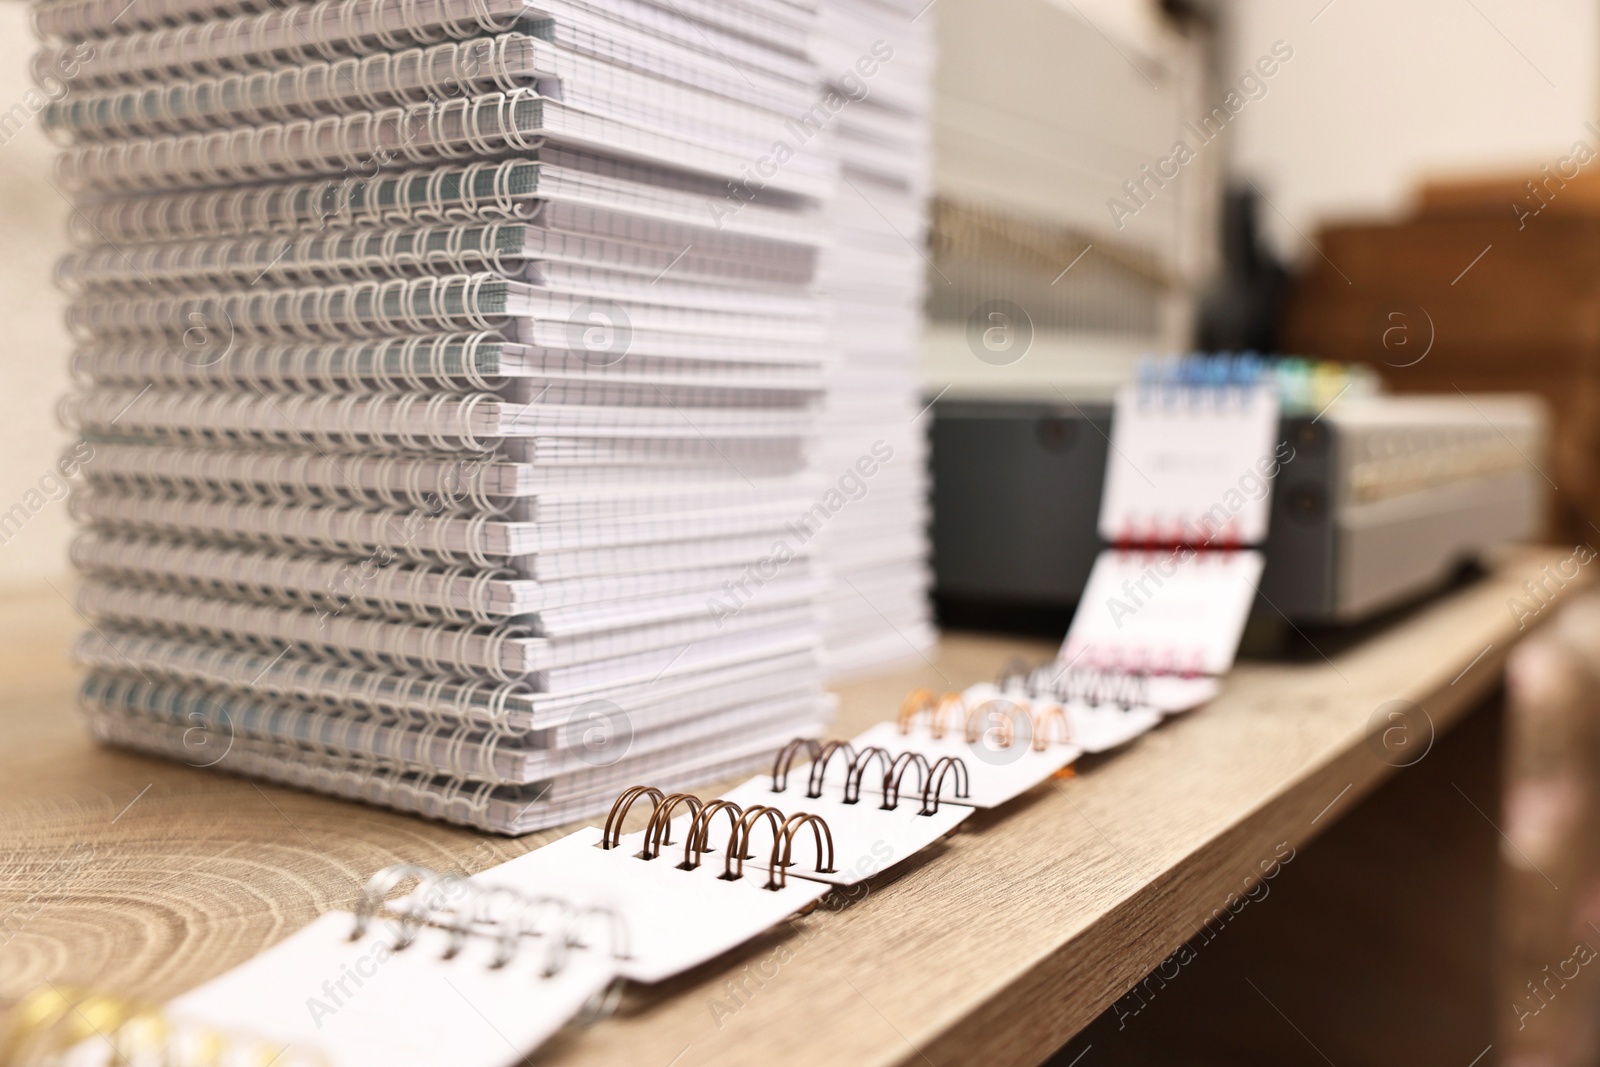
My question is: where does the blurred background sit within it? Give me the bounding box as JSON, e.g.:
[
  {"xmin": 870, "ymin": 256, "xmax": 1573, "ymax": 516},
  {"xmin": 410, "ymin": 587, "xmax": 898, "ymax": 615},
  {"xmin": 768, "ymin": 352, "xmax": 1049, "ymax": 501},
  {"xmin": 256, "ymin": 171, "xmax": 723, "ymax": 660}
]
[{"xmin": 0, "ymin": 0, "xmax": 1596, "ymax": 590}]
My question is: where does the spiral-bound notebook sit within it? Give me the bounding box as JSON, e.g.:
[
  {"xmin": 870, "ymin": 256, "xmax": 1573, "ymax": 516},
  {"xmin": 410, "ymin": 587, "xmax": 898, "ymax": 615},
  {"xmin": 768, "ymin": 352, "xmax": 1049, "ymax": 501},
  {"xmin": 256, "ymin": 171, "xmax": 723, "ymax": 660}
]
[
  {"xmin": 42, "ymin": 0, "xmax": 843, "ymax": 828},
  {"xmin": 160, "ymin": 868, "xmax": 631, "ymax": 1067}
]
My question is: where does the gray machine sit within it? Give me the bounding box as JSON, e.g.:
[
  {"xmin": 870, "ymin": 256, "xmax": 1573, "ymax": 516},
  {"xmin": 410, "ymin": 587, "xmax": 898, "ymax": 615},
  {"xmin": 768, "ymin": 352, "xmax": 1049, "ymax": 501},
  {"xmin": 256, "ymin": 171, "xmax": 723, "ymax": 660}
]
[{"xmin": 930, "ymin": 394, "xmax": 1547, "ymax": 626}]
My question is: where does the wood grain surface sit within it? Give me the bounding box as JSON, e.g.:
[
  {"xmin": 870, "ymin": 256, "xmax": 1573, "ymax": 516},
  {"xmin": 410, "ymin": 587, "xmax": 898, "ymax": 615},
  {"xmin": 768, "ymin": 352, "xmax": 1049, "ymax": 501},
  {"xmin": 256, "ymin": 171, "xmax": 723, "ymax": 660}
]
[{"xmin": 0, "ymin": 547, "xmax": 1582, "ymax": 1066}]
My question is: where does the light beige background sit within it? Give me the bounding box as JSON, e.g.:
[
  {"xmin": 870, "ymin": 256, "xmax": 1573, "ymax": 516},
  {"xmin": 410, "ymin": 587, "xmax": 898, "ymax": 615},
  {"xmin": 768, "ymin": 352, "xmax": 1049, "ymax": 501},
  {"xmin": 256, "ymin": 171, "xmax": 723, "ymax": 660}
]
[{"xmin": 0, "ymin": 6, "xmax": 73, "ymax": 594}]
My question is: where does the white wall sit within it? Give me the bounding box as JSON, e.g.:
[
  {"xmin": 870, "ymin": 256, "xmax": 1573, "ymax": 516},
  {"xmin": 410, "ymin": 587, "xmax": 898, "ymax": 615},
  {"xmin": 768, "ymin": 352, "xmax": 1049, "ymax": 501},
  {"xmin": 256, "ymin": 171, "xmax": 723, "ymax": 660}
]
[
  {"xmin": 0, "ymin": 8, "xmax": 75, "ymax": 593},
  {"xmin": 1224, "ymin": 0, "xmax": 1600, "ymax": 263}
]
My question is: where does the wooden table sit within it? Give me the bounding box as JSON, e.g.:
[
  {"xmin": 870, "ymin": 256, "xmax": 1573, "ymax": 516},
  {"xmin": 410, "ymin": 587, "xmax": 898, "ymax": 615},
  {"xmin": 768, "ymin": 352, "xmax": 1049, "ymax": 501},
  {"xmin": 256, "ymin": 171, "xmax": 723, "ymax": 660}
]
[{"xmin": 0, "ymin": 547, "xmax": 1580, "ymax": 1066}]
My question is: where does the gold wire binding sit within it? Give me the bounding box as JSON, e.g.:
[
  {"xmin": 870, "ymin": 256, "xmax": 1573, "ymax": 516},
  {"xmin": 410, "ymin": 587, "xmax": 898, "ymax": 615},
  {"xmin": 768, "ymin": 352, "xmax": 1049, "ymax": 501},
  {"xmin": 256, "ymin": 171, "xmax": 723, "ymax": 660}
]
[
  {"xmin": 1030, "ymin": 703, "xmax": 1073, "ymax": 749},
  {"xmin": 964, "ymin": 700, "xmax": 1018, "ymax": 750},
  {"xmin": 929, "ymin": 692, "xmax": 967, "ymax": 738},
  {"xmin": 0, "ymin": 985, "xmax": 311, "ymax": 1067},
  {"xmin": 895, "ymin": 687, "xmax": 936, "ymax": 734}
]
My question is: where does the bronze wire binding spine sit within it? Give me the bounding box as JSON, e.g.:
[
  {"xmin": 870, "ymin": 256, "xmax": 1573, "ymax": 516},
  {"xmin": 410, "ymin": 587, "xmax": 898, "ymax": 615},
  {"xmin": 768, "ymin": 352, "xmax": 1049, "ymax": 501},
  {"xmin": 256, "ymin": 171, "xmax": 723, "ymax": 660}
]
[
  {"xmin": 898, "ymin": 686, "xmax": 1074, "ymax": 751},
  {"xmin": 769, "ymin": 736, "xmax": 971, "ymax": 817},
  {"xmin": 599, "ymin": 785, "xmax": 836, "ymax": 890}
]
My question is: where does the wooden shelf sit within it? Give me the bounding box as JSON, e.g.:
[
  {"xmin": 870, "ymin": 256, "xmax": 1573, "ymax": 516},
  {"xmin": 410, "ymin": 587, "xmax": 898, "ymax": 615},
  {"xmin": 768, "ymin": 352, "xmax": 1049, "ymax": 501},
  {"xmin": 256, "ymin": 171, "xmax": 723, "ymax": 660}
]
[{"xmin": 0, "ymin": 548, "xmax": 1578, "ymax": 1065}]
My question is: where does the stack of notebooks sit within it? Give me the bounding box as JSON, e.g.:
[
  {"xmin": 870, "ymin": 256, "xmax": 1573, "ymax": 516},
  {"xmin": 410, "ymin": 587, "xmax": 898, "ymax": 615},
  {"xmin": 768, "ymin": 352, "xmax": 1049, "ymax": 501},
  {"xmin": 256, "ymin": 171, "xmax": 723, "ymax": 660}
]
[
  {"xmin": 812, "ymin": 0, "xmax": 937, "ymax": 675},
  {"xmin": 37, "ymin": 0, "xmax": 840, "ymax": 832}
]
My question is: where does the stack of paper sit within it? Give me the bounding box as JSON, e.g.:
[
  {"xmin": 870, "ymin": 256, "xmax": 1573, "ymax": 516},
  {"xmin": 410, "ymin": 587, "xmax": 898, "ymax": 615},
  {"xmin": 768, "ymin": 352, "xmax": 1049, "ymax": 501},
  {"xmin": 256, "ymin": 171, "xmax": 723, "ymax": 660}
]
[
  {"xmin": 810, "ymin": 0, "xmax": 937, "ymax": 675},
  {"xmin": 36, "ymin": 0, "xmax": 838, "ymax": 832}
]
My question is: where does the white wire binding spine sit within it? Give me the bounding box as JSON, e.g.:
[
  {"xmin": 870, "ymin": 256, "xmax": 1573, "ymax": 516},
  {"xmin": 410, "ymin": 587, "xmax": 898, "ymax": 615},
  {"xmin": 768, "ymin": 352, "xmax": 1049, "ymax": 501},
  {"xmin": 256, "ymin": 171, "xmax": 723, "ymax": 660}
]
[
  {"xmin": 63, "ymin": 384, "xmax": 506, "ymax": 452},
  {"xmin": 42, "ymin": 35, "xmax": 534, "ymax": 141},
  {"xmin": 71, "ymin": 532, "xmax": 519, "ymax": 624},
  {"xmin": 77, "ymin": 579, "xmax": 535, "ymax": 682},
  {"xmin": 57, "ymin": 89, "xmax": 554, "ymax": 192},
  {"xmin": 30, "ymin": 0, "xmax": 806, "ymax": 76},
  {"xmin": 996, "ymin": 658, "xmax": 1153, "ymax": 709},
  {"xmin": 80, "ymin": 671, "xmax": 523, "ymax": 783},
  {"xmin": 71, "ymin": 158, "xmax": 542, "ymax": 246},
  {"xmin": 81, "ymin": 440, "xmax": 516, "ymax": 513},
  {"xmin": 60, "ymin": 225, "xmax": 536, "ymax": 294},
  {"xmin": 30, "ymin": 0, "xmax": 811, "ymax": 94},
  {"xmin": 84, "ymin": 706, "xmax": 517, "ymax": 828},
  {"xmin": 70, "ymin": 489, "xmax": 516, "ymax": 566},
  {"xmin": 56, "ymin": 222, "xmax": 807, "ymax": 296},
  {"xmin": 65, "ymin": 272, "xmax": 517, "ymax": 342},
  {"xmin": 32, "ymin": 0, "xmax": 271, "ymax": 39},
  {"xmin": 38, "ymin": 31, "xmax": 787, "ymax": 160},
  {"xmin": 71, "ymin": 332, "xmax": 510, "ymax": 392},
  {"xmin": 67, "ymin": 154, "xmax": 817, "ymax": 251},
  {"xmin": 73, "ymin": 629, "xmax": 535, "ymax": 727},
  {"xmin": 31, "ymin": 0, "xmax": 528, "ymax": 89},
  {"xmin": 348, "ymin": 862, "xmax": 629, "ymax": 977}
]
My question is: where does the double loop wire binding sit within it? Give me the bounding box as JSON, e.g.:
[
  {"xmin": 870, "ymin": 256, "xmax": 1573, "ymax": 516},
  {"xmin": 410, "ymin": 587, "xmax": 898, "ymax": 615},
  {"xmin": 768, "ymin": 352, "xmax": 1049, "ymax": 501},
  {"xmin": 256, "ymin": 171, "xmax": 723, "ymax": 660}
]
[
  {"xmin": 33, "ymin": 0, "xmax": 523, "ymax": 90},
  {"xmin": 768, "ymin": 737, "xmax": 968, "ymax": 817},
  {"xmin": 996, "ymin": 658, "xmax": 1151, "ymax": 710},
  {"xmin": 72, "ymin": 158, "xmax": 540, "ymax": 246},
  {"xmin": 71, "ymin": 531, "xmax": 517, "ymax": 624},
  {"xmin": 896, "ymin": 688, "xmax": 1074, "ymax": 751},
  {"xmin": 81, "ymin": 440, "xmax": 512, "ymax": 516},
  {"xmin": 83, "ymin": 705, "xmax": 519, "ymax": 829},
  {"xmin": 73, "ymin": 629, "xmax": 534, "ymax": 730},
  {"xmin": 600, "ymin": 786, "xmax": 835, "ymax": 891},
  {"xmin": 69, "ymin": 333, "xmax": 511, "ymax": 395},
  {"xmin": 58, "ymin": 88, "xmax": 551, "ymax": 192},
  {"xmin": 65, "ymin": 272, "xmax": 515, "ymax": 342},
  {"xmin": 72, "ymin": 487, "xmax": 512, "ymax": 568},
  {"xmin": 63, "ymin": 385, "xmax": 503, "ymax": 453},
  {"xmin": 76, "ymin": 580, "xmax": 532, "ymax": 683},
  {"xmin": 43, "ymin": 35, "xmax": 532, "ymax": 141},
  {"xmin": 81, "ymin": 670, "xmax": 528, "ymax": 783},
  {"xmin": 353, "ymin": 862, "xmax": 628, "ymax": 979},
  {"xmin": 61, "ymin": 224, "xmax": 534, "ymax": 295}
]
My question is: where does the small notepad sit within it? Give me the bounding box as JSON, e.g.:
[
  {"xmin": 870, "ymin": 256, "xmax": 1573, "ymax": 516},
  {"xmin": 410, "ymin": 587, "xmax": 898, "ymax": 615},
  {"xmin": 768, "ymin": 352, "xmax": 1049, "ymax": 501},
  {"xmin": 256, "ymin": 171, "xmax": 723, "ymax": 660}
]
[
  {"xmin": 1062, "ymin": 550, "xmax": 1265, "ymax": 678},
  {"xmin": 463, "ymin": 827, "xmax": 831, "ymax": 983},
  {"xmin": 1098, "ymin": 381, "xmax": 1281, "ymax": 546},
  {"xmin": 164, "ymin": 911, "xmax": 617, "ymax": 1067}
]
